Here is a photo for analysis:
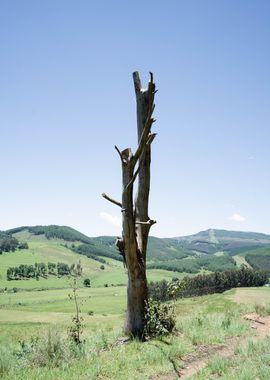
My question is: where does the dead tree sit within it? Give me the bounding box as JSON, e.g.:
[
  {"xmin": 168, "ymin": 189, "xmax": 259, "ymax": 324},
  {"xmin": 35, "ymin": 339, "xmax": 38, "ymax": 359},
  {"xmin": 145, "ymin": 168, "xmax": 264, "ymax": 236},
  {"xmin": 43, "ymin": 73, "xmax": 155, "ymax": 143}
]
[{"xmin": 102, "ymin": 72, "xmax": 157, "ymax": 338}]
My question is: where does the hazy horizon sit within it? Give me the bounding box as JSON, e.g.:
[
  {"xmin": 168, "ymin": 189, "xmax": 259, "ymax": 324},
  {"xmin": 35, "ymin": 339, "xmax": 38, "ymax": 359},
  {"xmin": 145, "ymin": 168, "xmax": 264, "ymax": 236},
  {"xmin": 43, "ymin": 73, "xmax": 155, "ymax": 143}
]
[{"xmin": 2, "ymin": 223, "xmax": 270, "ymax": 239}]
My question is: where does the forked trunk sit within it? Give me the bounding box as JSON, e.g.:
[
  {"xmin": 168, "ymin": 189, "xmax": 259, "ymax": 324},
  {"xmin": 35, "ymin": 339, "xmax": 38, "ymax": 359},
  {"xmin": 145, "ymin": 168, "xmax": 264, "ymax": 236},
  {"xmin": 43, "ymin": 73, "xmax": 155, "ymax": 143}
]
[{"xmin": 102, "ymin": 72, "xmax": 157, "ymax": 339}]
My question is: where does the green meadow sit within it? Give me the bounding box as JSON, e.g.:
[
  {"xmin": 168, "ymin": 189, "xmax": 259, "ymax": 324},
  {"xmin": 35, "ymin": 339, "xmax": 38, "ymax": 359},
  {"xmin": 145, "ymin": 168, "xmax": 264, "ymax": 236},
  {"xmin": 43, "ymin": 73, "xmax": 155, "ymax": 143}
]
[
  {"xmin": 1, "ymin": 230, "xmax": 270, "ymax": 379},
  {"xmin": 1, "ymin": 286, "xmax": 270, "ymax": 379},
  {"xmin": 0, "ymin": 234, "xmax": 177, "ymax": 291}
]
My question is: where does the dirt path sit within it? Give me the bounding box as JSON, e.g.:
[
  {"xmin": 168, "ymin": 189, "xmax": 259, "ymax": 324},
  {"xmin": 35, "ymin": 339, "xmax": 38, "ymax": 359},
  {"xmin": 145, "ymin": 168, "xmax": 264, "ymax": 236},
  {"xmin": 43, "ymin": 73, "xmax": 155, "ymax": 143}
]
[{"xmin": 153, "ymin": 314, "xmax": 270, "ymax": 380}]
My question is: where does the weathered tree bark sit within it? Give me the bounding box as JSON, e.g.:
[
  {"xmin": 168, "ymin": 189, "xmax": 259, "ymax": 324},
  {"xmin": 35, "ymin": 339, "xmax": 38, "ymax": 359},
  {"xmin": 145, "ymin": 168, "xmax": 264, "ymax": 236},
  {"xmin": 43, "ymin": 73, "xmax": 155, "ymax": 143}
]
[{"xmin": 102, "ymin": 72, "xmax": 157, "ymax": 338}]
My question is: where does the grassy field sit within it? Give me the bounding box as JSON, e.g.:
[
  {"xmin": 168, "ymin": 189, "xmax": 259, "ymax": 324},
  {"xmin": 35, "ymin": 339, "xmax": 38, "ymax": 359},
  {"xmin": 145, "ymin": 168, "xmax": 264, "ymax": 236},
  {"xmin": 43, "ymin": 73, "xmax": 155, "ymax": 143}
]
[
  {"xmin": 0, "ymin": 286, "xmax": 269, "ymax": 379},
  {"xmin": 0, "ymin": 235, "xmax": 178, "ymax": 290},
  {"xmin": 1, "ymin": 232, "xmax": 270, "ymax": 379},
  {"xmin": 0, "ymin": 286, "xmax": 126, "ymax": 315}
]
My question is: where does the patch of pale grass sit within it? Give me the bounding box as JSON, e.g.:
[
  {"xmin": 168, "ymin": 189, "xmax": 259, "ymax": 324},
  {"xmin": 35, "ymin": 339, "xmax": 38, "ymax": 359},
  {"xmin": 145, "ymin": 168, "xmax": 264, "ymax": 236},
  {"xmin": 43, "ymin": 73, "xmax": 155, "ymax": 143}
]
[{"xmin": 177, "ymin": 311, "xmax": 249, "ymax": 345}]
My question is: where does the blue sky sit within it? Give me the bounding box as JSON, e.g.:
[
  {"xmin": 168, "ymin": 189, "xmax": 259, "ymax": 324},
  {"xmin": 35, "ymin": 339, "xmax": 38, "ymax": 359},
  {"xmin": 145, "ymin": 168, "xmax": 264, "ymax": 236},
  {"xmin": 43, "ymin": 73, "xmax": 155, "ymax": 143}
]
[{"xmin": 0, "ymin": 0, "xmax": 269, "ymax": 237}]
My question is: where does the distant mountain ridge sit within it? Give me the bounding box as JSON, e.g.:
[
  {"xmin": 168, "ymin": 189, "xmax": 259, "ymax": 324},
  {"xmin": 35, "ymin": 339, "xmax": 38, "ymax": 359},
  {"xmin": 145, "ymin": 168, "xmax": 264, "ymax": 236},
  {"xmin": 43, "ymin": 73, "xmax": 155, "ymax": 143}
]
[
  {"xmin": 177, "ymin": 228, "xmax": 270, "ymax": 242},
  {"xmin": 175, "ymin": 228, "xmax": 270, "ymax": 256},
  {"xmin": 2, "ymin": 225, "xmax": 270, "ymax": 274},
  {"xmin": 4, "ymin": 225, "xmax": 270, "ymax": 257}
]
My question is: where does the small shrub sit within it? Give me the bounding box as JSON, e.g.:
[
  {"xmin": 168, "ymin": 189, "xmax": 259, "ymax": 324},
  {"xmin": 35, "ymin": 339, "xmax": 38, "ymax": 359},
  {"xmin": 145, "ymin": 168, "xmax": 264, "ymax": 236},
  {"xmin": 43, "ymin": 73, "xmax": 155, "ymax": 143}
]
[
  {"xmin": 87, "ymin": 310, "xmax": 94, "ymax": 316},
  {"xmin": 100, "ymin": 265, "xmax": 105, "ymax": 270},
  {"xmin": 68, "ymin": 314, "xmax": 84, "ymax": 345},
  {"xmin": 148, "ymin": 280, "xmax": 169, "ymax": 302},
  {"xmin": 68, "ymin": 278, "xmax": 84, "ymax": 345},
  {"xmin": 35, "ymin": 331, "xmax": 67, "ymax": 367},
  {"xmin": 83, "ymin": 278, "xmax": 91, "ymax": 287},
  {"xmin": 144, "ymin": 298, "xmax": 176, "ymax": 339},
  {"xmin": 16, "ymin": 331, "xmax": 85, "ymax": 368},
  {"xmin": 16, "ymin": 336, "xmax": 39, "ymax": 358},
  {"xmin": 15, "ymin": 332, "xmax": 67, "ymax": 368}
]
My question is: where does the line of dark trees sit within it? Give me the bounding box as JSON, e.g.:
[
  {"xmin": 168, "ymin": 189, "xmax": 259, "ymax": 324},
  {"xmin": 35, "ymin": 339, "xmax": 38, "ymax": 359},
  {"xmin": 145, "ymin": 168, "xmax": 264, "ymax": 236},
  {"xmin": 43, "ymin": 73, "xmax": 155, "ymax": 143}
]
[
  {"xmin": 6, "ymin": 261, "xmax": 82, "ymax": 280},
  {"xmin": 0, "ymin": 236, "xmax": 28, "ymax": 254},
  {"xmin": 7, "ymin": 225, "xmax": 93, "ymax": 244},
  {"xmin": 149, "ymin": 266, "xmax": 269, "ymax": 302},
  {"xmin": 245, "ymin": 253, "xmax": 270, "ymax": 276},
  {"xmin": 71, "ymin": 243, "xmax": 121, "ymax": 263},
  {"xmin": 147, "ymin": 255, "xmax": 236, "ymax": 273}
]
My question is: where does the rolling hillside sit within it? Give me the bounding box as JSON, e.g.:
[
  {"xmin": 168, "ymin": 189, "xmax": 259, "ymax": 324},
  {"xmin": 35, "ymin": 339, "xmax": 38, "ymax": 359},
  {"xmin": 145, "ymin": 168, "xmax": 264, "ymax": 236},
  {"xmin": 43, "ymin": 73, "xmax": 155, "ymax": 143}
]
[
  {"xmin": 0, "ymin": 226, "xmax": 178, "ymax": 291},
  {"xmin": 0, "ymin": 225, "xmax": 269, "ymax": 292}
]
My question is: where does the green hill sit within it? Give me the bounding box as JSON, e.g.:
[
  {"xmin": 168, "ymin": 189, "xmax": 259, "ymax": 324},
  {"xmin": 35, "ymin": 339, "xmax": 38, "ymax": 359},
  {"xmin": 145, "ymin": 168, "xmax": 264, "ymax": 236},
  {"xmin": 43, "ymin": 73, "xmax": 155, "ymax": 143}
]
[
  {"xmin": 1, "ymin": 225, "xmax": 269, "ymax": 292},
  {"xmin": 0, "ymin": 226, "xmax": 177, "ymax": 291},
  {"xmin": 7, "ymin": 225, "xmax": 92, "ymax": 244},
  {"xmin": 6, "ymin": 225, "xmax": 192, "ymax": 265},
  {"xmin": 176, "ymin": 228, "xmax": 270, "ymax": 256}
]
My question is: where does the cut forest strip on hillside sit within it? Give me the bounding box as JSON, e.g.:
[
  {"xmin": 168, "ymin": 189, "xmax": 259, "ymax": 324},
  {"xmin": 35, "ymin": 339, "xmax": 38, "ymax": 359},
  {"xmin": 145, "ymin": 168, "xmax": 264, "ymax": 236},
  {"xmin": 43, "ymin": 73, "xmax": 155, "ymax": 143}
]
[
  {"xmin": 1, "ymin": 226, "xmax": 270, "ymax": 294},
  {"xmin": 147, "ymin": 255, "xmax": 236, "ymax": 273}
]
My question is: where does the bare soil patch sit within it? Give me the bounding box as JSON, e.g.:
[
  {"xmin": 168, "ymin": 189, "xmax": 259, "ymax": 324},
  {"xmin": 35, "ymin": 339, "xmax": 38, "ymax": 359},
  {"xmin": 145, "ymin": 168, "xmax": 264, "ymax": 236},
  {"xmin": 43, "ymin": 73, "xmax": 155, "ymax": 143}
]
[{"xmin": 153, "ymin": 313, "xmax": 270, "ymax": 380}]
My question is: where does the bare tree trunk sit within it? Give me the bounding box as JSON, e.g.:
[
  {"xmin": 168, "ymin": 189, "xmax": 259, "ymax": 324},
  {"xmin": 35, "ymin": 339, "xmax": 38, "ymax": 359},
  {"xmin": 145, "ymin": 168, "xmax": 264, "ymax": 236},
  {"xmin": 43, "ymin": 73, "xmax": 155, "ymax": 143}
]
[
  {"xmin": 102, "ymin": 72, "xmax": 157, "ymax": 339},
  {"xmin": 133, "ymin": 72, "xmax": 155, "ymax": 262}
]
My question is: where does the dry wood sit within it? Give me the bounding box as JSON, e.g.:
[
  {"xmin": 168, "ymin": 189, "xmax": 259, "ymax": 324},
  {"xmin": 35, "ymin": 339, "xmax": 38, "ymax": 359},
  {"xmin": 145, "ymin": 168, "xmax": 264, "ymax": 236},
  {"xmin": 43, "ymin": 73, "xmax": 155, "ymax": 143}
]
[
  {"xmin": 102, "ymin": 72, "xmax": 157, "ymax": 338},
  {"xmin": 101, "ymin": 193, "xmax": 122, "ymax": 208},
  {"xmin": 244, "ymin": 316, "xmax": 266, "ymax": 325}
]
